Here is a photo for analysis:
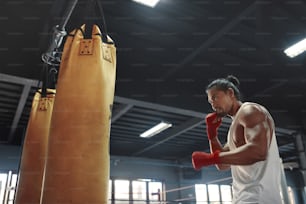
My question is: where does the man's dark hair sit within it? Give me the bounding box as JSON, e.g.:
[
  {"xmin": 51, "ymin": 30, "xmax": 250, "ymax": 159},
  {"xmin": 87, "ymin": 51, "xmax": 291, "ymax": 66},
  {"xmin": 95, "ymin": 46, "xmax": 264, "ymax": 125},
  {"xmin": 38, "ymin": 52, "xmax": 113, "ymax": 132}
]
[{"xmin": 206, "ymin": 75, "xmax": 241, "ymax": 100}]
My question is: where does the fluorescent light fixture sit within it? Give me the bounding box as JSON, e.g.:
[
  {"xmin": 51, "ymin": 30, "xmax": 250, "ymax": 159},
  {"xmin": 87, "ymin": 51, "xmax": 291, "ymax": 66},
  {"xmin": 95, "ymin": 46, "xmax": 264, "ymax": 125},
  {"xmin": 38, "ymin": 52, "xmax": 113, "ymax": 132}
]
[
  {"xmin": 140, "ymin": 121, "xmax": 172, "ymax": 138},
  {"xmin": 137, "ymin": 179, "xmax": 152, "ymax": 182},
  {"xmin": 132, "ymin": 0, "xmax": 160, "ymax": 8},
  {"xmin": 284, "ymin": 38, "xmax": 306, "ymax": 58}
]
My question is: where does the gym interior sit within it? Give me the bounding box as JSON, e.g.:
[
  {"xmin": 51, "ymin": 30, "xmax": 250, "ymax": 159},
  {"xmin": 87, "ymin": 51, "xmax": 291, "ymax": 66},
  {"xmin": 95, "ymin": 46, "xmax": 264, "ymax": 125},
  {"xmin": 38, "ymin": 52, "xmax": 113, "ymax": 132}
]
[{"xmin": 0, "ymin": 0, "xmax": 306, "ymax": 203}]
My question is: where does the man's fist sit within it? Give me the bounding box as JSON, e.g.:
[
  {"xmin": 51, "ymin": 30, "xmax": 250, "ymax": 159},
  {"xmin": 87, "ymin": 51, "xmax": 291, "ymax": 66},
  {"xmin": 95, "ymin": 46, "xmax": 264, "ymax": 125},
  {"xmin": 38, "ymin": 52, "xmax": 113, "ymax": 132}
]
[
  {"xmin": 205, "ymin": 112, "xmax": 222, "ymax": 140},
  {"xmin": 192, "ymin": 151, "xmax": 220, "ymax": 170}
]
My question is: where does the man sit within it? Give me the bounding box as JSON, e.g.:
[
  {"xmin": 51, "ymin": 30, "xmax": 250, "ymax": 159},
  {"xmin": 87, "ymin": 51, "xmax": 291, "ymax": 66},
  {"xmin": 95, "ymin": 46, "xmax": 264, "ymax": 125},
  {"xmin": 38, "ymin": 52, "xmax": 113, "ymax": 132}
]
[{"xmin": 192, "ymin": 75, "xmax": 282, "ymax": 203}]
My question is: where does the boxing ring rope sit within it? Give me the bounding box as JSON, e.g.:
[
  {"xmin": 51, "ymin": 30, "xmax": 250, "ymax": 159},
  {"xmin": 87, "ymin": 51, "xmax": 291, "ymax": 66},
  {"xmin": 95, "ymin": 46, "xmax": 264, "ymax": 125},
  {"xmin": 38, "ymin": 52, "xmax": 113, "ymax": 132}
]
[{"xmin": 108, "ymin": 161, "xmax": 290, "ymax": 204}]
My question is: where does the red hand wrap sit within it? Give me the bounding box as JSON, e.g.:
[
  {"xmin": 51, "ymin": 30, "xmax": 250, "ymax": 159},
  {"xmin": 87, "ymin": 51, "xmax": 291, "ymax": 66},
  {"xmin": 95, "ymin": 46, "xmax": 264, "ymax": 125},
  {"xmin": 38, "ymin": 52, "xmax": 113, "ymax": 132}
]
[
  {"xmin": 205, "ymin": 112, "xmax": 222, "ymax": 140},
  {"xmin": 192, "ymin": 150, "xmax": 220, "ymax": 170}
]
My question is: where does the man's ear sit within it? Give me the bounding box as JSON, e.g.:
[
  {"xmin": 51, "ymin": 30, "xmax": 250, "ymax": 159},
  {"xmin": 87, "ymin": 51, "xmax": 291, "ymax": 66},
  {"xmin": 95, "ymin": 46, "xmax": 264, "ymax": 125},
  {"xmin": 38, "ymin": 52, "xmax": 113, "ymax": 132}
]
[{"xmin": 227, "ymin": 88, "xmax": 235, "ymax": 98}]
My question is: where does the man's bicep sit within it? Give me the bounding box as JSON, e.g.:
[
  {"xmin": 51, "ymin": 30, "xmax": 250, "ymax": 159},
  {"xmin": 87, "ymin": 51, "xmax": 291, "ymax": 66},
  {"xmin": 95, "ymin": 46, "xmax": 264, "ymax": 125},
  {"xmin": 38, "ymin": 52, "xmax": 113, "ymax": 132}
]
[
  {"xmin": 244, "ymin": 121, "xmax": 270, "ymax": 158},
  {"xmin": 241, "ymin": 109, "xmax": 271, "ymax": 159},
  {"xmin": 241, "ymin": 107, "xmax": 270, "ymax": 144},
  {"xmin": 245, "ymin": 113, "xmax": 271, "ymax": 142}
]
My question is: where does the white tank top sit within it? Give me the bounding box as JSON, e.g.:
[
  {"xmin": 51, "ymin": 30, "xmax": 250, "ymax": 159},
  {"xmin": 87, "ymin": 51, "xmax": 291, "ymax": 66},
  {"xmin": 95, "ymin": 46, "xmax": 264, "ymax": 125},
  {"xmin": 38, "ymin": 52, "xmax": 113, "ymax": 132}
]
[{"xmin": 228, "ymin": 102, "xmax": 282, "ymax": 204}]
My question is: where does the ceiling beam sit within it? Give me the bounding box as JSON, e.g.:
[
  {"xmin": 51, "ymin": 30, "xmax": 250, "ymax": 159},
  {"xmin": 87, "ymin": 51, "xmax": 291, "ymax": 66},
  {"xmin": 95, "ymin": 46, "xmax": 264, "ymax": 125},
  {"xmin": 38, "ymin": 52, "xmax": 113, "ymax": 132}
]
[
  {"xmin": 0, "ymin": 73, "xmax": 38, "ymax": 86},
  {"xmin": 248, "ymin": 81, "xmax": 288, "ymax": 100},
  {"xmin": 132, "ymin": 117, "xmax": 204, "ymax": 156},
  {"xmin": 115, "ymin": 96, "xmax": 205, "ymax": 118},
  {"xmin": 111, "ymin": 103, "xmax": 133, "ymax": 123},
  {"xmin": 160, "ymin": 1, "xmax": 257, "ymax": 80},
  {"xmin": 0, "ymin": 73, "xmax": 38, "ymax": 143},
  {"xmin": 8, "ymin": 84, "xmax": 32, "ymax": 143}
]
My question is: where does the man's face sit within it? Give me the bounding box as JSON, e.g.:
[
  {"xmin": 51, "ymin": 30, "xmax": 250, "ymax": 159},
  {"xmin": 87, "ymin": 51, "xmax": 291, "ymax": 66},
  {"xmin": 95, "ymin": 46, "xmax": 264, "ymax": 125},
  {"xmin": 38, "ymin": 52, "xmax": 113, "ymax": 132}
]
[{"xmin": 207, "ymin": 87, "xmax": 234, "ymax": 117}]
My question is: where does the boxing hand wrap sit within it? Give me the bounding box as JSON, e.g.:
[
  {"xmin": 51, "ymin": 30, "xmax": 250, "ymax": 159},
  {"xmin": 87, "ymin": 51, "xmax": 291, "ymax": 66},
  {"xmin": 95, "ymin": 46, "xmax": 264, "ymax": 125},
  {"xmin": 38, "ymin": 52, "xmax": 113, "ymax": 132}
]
[
  {"xmin": 192, "ymin": 150, "xmax": 220, "ymax": 170},
  {"xmin": 205, "ymin": 112, "xmax": 222, "ymax": 140}
]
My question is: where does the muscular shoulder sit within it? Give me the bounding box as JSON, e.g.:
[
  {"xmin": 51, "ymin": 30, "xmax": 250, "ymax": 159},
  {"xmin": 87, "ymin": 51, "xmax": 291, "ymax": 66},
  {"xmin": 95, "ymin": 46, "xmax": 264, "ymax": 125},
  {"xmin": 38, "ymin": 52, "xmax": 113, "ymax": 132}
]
[{"xmin": 237, "ymin": 102, "xmax": 268, "ymax": 128}]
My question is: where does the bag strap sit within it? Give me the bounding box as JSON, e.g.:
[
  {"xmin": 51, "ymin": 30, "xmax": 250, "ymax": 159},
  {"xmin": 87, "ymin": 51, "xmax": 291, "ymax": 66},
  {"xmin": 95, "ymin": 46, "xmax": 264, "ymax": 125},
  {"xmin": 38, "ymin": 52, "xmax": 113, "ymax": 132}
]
[
  {"xmin": 40, "ymin": 0, "xmax": 79, "ymax": 96},
  {"xmin": 83, "ymin": 0, "xmax": 109, "ymax": 43}
]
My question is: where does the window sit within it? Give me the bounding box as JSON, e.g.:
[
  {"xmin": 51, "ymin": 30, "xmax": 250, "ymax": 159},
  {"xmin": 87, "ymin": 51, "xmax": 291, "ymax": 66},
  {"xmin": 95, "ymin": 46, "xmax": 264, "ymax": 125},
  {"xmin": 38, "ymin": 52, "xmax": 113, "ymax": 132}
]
[
  {"xmin": 132, "ymin": 181, "xmax": 146, "ymax": 204},
  {"xmin": 0, "ymin": 173, "xmax": 8, "ymax": 203},
  {"xmin": 8, "ymin": 173, "xmax": 17, "ymax": 204},
  {"xmin": 195, "ymin": 184, "xmax": 208, "ymax": 204},
  {"xmin": 114, "ymin": 180, "xmax": 130, "ymax": 204},
  {"xmin": 195, "ymin": 184, "xmax": 232, "ymax": 204},
  {"xmin": 111, "ymin": 179, "xmax": 164, "ymax": 204},
  {"xmin": 149, "ymin": 181, "xmax": 162, "ymax": 201},
  {"xmin": 220, "ymin": 185, "xmax": 232, "ymax": 204},
  {"xmin": 208, "ymin": 184, "xmax": 220, "ymax": 203},
  {"xmin": 109, "ymin": 180, "xmax": 112, "ymax": 202},
  {"xmin": 0, "ymin": 171, "xmax": 18, "ymax": 204}
]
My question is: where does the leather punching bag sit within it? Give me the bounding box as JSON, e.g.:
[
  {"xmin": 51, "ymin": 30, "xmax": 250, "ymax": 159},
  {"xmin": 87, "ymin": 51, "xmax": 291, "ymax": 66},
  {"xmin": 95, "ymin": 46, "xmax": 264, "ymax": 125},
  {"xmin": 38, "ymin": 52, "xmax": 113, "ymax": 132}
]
[
  {"xmin": 15, "ymin": 90, "xmax": 56, "ymax": 204},
  {"xmin": 41, "ymin": 24, "xmax": 116, "ymax": 204}
]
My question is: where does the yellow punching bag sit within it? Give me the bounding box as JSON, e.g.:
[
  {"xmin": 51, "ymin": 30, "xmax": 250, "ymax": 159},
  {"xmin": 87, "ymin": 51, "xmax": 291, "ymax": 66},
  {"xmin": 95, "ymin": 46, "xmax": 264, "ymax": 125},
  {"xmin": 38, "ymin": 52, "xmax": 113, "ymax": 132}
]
[
  {"xmin": 15, "ymin": 90, "xmax": 56, "ymax": 204},
  {"xmin": 41, "ymin": 24, "xmax": 116, "ymax": 204}
]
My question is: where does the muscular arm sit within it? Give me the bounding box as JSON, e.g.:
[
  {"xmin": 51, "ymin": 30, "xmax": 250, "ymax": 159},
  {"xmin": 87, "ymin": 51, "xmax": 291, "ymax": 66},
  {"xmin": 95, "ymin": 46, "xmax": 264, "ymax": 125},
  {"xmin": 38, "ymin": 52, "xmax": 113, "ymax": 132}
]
[{"xmin": 218, "ymin": 105, "xmax": 272, "ymax": 166}]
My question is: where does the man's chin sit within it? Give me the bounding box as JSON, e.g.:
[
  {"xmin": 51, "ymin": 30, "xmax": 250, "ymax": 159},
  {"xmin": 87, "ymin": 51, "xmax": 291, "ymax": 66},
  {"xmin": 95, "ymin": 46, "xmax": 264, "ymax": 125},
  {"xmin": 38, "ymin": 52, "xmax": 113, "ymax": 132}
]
[{"xmin": 216, "ymin": 112, "xmax": 226, "ymax": 117}]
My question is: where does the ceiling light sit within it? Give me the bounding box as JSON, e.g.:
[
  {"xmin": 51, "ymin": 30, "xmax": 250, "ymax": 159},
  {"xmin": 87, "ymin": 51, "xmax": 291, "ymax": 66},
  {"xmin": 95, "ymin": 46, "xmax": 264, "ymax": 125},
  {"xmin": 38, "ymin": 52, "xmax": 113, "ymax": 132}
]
[
  {"xmin": 132, "ymin": 0, "xmax": 160, "ymax": 8},
  {"xmin": 140, "ymin": 121, "xmax": 172, "ymax": 138},
  {"xmin": 284, "ymin": 38, "xmax": 306, "ymax": 58}
]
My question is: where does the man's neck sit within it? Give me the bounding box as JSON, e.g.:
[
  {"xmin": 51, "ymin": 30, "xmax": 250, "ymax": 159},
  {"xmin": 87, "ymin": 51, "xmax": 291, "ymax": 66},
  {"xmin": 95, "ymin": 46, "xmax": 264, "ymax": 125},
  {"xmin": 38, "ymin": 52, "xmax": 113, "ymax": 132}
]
[{"xmin": 229, "ymin": 101, "xmax": 243, "ymax": 118}]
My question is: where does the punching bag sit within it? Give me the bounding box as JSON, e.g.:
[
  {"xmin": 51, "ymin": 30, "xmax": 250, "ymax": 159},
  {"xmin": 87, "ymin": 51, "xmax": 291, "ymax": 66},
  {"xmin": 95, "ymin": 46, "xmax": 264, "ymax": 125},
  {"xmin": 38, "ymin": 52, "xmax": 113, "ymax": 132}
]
[
  {"xmin": 15, "ymin": 90, "xmax": 56, "ymax": 204},
  {"xmin": 41, "ymin": 24, "xmax": 116, "ymax": 204}
]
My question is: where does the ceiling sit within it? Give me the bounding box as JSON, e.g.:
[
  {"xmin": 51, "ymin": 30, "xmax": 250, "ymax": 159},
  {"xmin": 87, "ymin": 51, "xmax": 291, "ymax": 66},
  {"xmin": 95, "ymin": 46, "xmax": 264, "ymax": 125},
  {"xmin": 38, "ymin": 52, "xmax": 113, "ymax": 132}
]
[{"xmin": 0, "ymin": 0, "xmax": 305, "ymax": 168}]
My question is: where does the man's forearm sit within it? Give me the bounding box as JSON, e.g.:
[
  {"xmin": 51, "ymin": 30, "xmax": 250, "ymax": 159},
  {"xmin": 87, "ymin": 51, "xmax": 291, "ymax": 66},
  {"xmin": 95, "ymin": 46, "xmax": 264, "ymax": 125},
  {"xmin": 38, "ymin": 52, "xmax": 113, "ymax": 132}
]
[
  {"xmin": 209, "ymin": 138, "xmax": 231, "ymax": 170},
  {"xmin": 209, "ymin": 137, "xmax": 224, "ymax": 153},
  {"xmin": 219, "ymin": 143, "xmax": 267, "ymax": 165}
]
